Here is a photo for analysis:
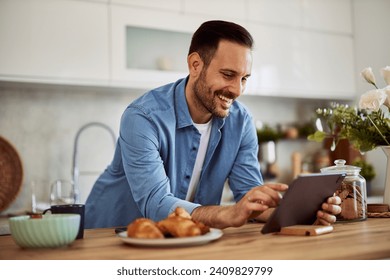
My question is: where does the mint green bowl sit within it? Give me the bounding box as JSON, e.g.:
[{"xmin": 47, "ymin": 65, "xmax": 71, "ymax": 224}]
[{"xmin": 9, "ymin": 214, "xmax": 80, "ymax": 248}]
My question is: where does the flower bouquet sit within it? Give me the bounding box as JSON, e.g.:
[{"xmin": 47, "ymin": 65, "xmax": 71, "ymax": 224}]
[
  {"xmin": 309, "ymin": 66, "xmax": 390, "ymax": 206},
  {"xmin": 308, "ymin": 66, "xmax": 390, "ymax": 153}
]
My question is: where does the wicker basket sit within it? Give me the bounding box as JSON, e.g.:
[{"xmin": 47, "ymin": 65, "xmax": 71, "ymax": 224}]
[{"xmin": 0, "ymin": 136, "xmax": 23, "ymax": 211}]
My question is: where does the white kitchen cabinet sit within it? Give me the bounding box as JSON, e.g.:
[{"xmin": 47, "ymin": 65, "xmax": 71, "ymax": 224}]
[
  {"xmin": 110, "ymin": 1, "xmax": 355, "ymax": 98},
  {"xmin": 0, "ymin": 0, "xmax": 356, "ymax": 99},
  {"xmin": 246, "ymin": 0, "xmax": 355, "ymax": 98},
  {"xmin": 110, "ymin": 5, "xmax": 205, "ymax": 89},
  {"xmin": 247, "ymin": 0, "xmax": 353, "ymax": 34},
  {"xmin": 247, "ymin": 0, "xmax": 302, "ymax": 28},
  {"xmin": 246, "ymin": 23, "xmax": 355, "ymax": 99},
  {"xmin": 110, "ymin": 3, "xmax": 251, "ymax": 90},
  {"xmin": 299, "ymin": 32, "xmax": 355, "ymax": 98},
  {"xmin": 302, "ymin": 0, "xmax": 353, "ymax": 34},
  {"xmin": 111, "ymin": 0, "xmax": 182, "ymax": 12},
  {"xmin": 0, "ymin": 0, "xmax": 109, "ymax": 86},
  {"xmin": 183, "ymin": 0, "xmax": 246, "ymax": 21}
]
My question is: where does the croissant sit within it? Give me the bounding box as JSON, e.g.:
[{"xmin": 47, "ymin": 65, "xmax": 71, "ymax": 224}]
[
  {"xmin": 126, "ymin": 207, "xmax": 210, "ymax": 238},
  {"xmin": 127, "ymin": 218, "xmax": 164, "ymax": 239},
  {"xmin": 168, "ymin": 207, "xmax": 192, "ymax": 219},
  {"xmin": 193, "ymin": 220, "xmax": 210, "ymax": 235},
  {"xmin": 157, "ymin": 216, "xmax": 202, "ymax": 237}
]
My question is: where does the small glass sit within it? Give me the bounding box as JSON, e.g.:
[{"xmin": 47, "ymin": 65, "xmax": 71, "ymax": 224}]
[
  {"xmin": 50, "ymin": 179, "xmax": 75, "ymax": 206},
  {"xmin": 321, "ymin": 159, "xmax": 367, "ymax": 222},
  {"xmin": 29, "ymin": 180, "xmax": 51, "ymax": 213}
]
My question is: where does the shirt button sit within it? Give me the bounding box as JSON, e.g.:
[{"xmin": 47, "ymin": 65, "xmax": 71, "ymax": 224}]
[
  {"xmin": 192, "ymin": 147, "xmax": 197, "ymax": 150},
  {"xmin": 185, "ymin": 175, "xmax": 190, "ymax": 179}
]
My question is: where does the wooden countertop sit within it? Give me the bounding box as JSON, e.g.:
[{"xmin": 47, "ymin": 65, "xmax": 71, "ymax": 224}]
[{"xmin": 1, "ymin": 218, "xmax": 390, "ymax": 260}]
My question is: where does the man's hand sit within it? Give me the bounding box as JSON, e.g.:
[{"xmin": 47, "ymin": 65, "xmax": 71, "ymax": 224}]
[
  {"xmin": 243, "ymin": 183, "xmax": 288, "ymax": 221},
  {"xmin": 191, "ymin": 183, "xmax": 288, "ymax": 229},
  {"xmin": 314, "ymin": 195, "xmax": 342, "ymax": 225}
]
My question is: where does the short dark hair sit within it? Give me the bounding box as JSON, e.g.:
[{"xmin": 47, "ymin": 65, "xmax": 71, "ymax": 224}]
[{"xmin": 188, "ymin": 20, "xmax": 254, "ymax": 67}]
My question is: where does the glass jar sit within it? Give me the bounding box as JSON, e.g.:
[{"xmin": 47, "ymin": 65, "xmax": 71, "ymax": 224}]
[{"xmin": 321, "ymin": 159, "xmax": 367, "ymax": 222}]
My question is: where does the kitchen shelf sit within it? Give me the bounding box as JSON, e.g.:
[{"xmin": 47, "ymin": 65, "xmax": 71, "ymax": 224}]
[{"xmin": 126, "ymin": 26, "xmax": 191, "ymax": 72}]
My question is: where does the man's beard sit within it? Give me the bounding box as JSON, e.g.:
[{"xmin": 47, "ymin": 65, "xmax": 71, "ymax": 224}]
[{"xmin": 192, "ymin": 69, "xmax": 233, "ymax": 119}]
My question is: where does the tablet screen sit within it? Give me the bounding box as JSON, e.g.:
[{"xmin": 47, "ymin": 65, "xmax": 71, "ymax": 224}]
[{"xmin": 261, "ymin": 173, "xmax": 345, "ymax": 234}]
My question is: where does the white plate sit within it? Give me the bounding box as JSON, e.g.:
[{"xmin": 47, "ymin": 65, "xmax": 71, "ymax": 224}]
[{"xmin": 118, "ymin": 228, "xmax": 223, "ymax": 247}]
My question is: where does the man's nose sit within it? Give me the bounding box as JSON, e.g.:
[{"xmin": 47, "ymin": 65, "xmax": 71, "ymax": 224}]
[{"xmin": 229, "ymin": 78, "xmax": 244, "ymax": 96}]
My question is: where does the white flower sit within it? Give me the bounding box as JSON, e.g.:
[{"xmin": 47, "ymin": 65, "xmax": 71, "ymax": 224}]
[
  {"xmin": 359, "ymin": 89, "xmax": 387, "ymax": 111},
  {"xmin": 384, "ymin": 85, "xmax": 390, "ymax": 107},
  {"xmin": 361, "ymin": 67, "xmax": 377, "ymax": 87},
  {"xmin": 381, "ymin": 66, "xmax": 390, "ymax": 85}
]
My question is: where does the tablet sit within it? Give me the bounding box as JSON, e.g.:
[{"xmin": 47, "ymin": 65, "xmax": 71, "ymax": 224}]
[{"xmin": 261, "ymin": 173, "xmax": 345, "ymax": 234}]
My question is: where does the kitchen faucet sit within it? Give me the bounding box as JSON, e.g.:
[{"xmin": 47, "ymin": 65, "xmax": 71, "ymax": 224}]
[{"xmin": 71, "ymin": 122, "xmax": 116, "ymax": 203}]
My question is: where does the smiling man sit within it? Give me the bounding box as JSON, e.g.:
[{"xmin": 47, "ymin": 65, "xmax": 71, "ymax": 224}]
[
  {"xmin": 187, "ymin": 39, "xmax": 252, "ymax": 122},
  {"xmin": 85, "ymin": 20, "xmax": 341, "ymax": 229}
]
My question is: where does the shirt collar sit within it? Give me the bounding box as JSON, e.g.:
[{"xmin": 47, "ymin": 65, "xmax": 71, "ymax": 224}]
[
  {"xmin": 174, "ymin": 76, "xmax": 193, "ymax": 129},
  {"xmin": 174, "ymin": 76, "xmax": 225, "ymax": 130}
]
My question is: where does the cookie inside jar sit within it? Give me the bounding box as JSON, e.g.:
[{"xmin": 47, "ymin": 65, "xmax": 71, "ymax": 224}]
[{"xmin": 321, "ymin": 159, "xmax": 367, "ymax": 222}]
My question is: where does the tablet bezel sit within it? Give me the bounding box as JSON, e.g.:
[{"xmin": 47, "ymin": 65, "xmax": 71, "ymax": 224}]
[{"xmin": 261, "ymin": 173, "xmax": 345, "ymax": 234}]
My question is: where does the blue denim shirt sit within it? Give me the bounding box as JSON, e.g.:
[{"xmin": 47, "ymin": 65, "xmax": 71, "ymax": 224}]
[{"xmin": 85, "ymin": 77, "xmax": 263, "ymax": 228}]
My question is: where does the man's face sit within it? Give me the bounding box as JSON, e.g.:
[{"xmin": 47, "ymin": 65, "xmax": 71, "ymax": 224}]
[{"xmin": 192, "ymin": 40, "xmax": 252, "ymax": 119}]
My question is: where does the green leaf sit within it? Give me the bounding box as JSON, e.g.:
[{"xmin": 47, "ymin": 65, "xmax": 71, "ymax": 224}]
[{"xmin": 307, "ymin": 131, "xmax": 327, "ymax": 142}]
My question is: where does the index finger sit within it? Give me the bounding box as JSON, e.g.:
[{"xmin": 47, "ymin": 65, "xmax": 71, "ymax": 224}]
[{"xmin": 261, "ymin": 183, "xmax": 288, "ymax": 192}]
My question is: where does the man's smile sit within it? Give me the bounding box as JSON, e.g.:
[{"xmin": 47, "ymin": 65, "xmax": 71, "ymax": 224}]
[{"xmin": 217, "ymin": 94, "xmax": 233, "ymax": 108}]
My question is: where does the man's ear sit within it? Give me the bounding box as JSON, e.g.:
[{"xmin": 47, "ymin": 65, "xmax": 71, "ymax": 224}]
[{"xmin": 187, "ymin": 52, "xmax": 203, "ymax": 77}]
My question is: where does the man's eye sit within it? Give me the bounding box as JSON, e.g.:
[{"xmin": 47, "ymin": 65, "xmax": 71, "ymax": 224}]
[{"xmin": 223, "ymin": 73, "xmax": 233, "ymax": 78}]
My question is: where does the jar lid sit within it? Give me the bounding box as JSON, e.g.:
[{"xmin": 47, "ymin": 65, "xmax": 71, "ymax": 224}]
[{"xmin": 320, "ymin": 159, "xmax": 361, "ymax": 175}]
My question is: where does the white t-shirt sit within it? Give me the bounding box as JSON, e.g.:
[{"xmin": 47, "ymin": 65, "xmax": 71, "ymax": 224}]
[{"xmin": 185, "ymin": 120, "xmax": 212, "ymax": 201}]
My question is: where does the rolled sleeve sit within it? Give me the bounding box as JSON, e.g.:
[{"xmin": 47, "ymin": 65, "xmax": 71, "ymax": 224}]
[{"xmin": 120, "ymin": 105, "xmax": 198, "ymax": 221}]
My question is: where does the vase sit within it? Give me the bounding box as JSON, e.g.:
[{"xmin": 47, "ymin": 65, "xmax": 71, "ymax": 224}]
[
  {"xmin": 382, "ymin": 146, "xmax": 390, "ymax": 206},
  {"xmin": 258, "ymin": 141, "xmax": 277, "ymax": 180}
]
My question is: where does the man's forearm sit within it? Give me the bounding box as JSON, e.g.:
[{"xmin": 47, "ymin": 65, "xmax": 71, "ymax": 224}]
[
  {"xmin": 191, "ymin": 205, "xmax": 235, "ymax": 229},
  {"xmin": 190, "ymin": 201, "xmax": 276, "ymax": 229}
]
